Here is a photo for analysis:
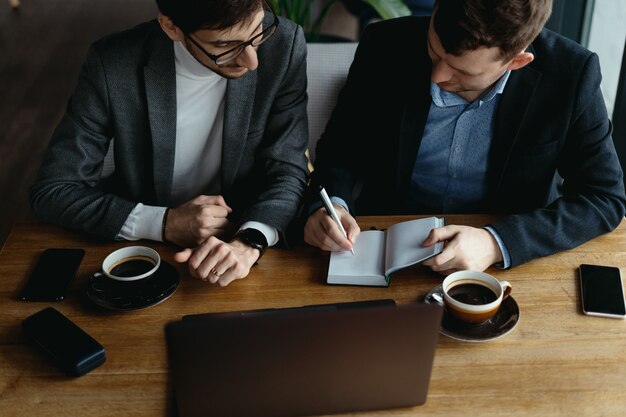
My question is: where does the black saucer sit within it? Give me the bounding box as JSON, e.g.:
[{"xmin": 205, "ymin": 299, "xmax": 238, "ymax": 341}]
[
  {"xmin": 87, "ymin": 261, "xmax": 179, "ymax": 311},
  {"xmin": 424, "ymin": 284, "xmax": 520, "ymax": 342}
]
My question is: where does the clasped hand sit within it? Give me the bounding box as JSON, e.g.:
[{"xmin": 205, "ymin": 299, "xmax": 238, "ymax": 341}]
[
  {"xmin": 164, "ymin": 195, "xmax": 232, "ymax": 247},
  {"xmin": 174, "ymin": 237, "xmax": 260, "ymax": 287},
  {"xmin": 166, "ymin": 195, "xmax": 259, "ymax": 287}
]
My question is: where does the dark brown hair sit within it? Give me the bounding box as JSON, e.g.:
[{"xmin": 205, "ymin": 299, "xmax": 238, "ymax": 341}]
[
  {"xmin": 434, "ymin": 0, "xmax": 553, "ymax": 61},
  {"xmin": 155, "ymin": 0, "xmax": 263, "ymax": 33}
]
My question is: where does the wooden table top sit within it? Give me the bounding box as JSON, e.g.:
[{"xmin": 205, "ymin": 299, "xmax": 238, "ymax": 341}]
[{"xmin": 1, "ymin": 215, "xmax": 626, "ymax": 417}]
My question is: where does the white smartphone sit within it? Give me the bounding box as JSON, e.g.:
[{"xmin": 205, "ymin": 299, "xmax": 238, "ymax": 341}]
[{"xmin": 579, "ymin": 264, "xmax": 626, "ymax": 319}]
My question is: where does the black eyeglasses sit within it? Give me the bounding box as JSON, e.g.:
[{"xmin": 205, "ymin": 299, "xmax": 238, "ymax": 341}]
[{"xmin": 183, "ymin": 1, "xmax": 279, "ymax": 65}]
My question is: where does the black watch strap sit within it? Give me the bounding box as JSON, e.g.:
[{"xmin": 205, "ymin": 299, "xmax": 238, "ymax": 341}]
[{"xmin": 232, "ymin": 228, "xmax": 268, "ymax": 260}]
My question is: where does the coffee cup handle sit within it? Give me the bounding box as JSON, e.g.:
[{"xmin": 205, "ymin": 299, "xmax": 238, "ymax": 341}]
[{"xmin": 500, "ymin": 280, "xmax": 512, "ymax": 300}]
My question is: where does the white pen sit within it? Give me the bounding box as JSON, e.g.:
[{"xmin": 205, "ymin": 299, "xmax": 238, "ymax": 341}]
[{"xmin": 319, "ymin": 187, "xmax": 355, "ymax": 255}]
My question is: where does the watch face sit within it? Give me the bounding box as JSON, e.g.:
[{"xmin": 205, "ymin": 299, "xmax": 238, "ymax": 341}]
[{"xmin": 236, "ymin": 229, "xmax": 268, "ymax": 250}]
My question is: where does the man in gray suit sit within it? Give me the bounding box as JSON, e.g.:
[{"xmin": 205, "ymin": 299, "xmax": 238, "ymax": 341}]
[{"xmin": 30, "ymin": 0, "xmax": 309, "ymax": 286}]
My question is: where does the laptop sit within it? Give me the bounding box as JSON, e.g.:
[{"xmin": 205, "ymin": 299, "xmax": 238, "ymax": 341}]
[{"xmin": 165, "ymin": 300, "xmax": 443, "ymax": 417}]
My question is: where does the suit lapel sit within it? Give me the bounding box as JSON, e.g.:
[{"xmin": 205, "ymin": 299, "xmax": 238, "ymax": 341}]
[
  {"xmin": 488, "ymin": 57, "xmax": 542, "ymax": 195},
  {"xmin": 396, "ymin": 42, "xmax": 432, "ymax": 195},
  {"xmin": 144, "ymin": 31, "xmax": 176, "ymax": 205},
  {"xmin": 222, "ymin": 71, "xmax": 257, "ymax": 191}
]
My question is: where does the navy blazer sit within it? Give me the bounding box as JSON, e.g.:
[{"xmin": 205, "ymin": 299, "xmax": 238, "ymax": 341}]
[
  {"xmin": 309, "ymin": 16, "xmax": 626, "ymax": 267},
  {"xmin": 31, "ymin": 18, "xmax": 309, "ymax": 240}
]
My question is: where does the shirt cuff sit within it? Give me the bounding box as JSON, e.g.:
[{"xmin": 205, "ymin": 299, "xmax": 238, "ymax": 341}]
[
  {"xmin": 116, "ymin": 203, "xmax": 168, "ymax": 242},
  {"xmin": 308, "ymin": 196, "xmax": 350, "ymax": 215},
  {"xmin": 238, "ymin": 221, "xmax": 279, "ymax": 247},
  {"xmin": 484, "ymin": 226, "xmax": 511, "ymax": 269}
]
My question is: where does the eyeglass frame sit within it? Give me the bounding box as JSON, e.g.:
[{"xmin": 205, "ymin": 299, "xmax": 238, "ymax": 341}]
[{"xmin": 182, "ymin": 1, "xmax": 279, "ymax": 66}]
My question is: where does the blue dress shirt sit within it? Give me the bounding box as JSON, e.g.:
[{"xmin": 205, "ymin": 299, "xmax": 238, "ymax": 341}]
[
  {"xmin": 408, "ymin": 71, "xmax": 512, "ymax": 267},
  {"xmin": 315, "ymin": 72, "xmax": 513, "ymax": 268}
]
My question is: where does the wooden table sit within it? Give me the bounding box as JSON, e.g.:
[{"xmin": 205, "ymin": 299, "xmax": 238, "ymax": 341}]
[{"xmin": 1, "ymin": 215, "xmax": 626, "ymax": 417}]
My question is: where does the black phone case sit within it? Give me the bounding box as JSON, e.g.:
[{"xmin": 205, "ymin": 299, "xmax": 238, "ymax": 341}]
[
  {"xmin": 19, "ymin": 248, "xmax": 85, "ymax": 301},
  {"xmin": 22, "ymin": 307, "xmax": 106, "ymax": 376}
]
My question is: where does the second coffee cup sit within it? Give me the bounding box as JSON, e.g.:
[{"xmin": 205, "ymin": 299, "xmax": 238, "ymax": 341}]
[{"xmin": 442, "ymin": 270, "xmax": 512, "ymax": 324}]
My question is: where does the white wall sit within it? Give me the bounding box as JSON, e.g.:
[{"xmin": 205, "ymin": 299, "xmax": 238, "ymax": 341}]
[{"xmin": 587, "ymin": 0, "xmax": 626, "ymax": 118}]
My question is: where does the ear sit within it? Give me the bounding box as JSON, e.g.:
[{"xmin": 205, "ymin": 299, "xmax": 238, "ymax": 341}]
[
  {"xmin": 506, "ymin": 51, "xmax": 534, "ymax": 71},
  {"xmin": 158, "ymin": 13, "xmax": 184, "ymax": 42}
]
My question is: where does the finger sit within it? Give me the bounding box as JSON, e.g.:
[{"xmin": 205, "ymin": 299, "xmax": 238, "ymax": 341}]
[
  {"xmin": 427, "ymin": 255, "xmax": 459, "ymax": 272},
  {"xmin": 304, "ymin": 210, "xmax": 330, "ymax": 248},
  {"xmin": 422, "ymin": 246, "xmax": 456, "ymax": 268},
  {"xmin": 198, "ymin": 205, "xmax": 231, "ymax": 220},
  {"xmin": 174, "ymin": 248, "xmax": 193, "ymax": 263},
  {"xmin": 207, "ymin": 250, "xmax": 236, "ymax": 284},
  {"xmin": 320, "ymin": 214, "xmax": 353, "ymax": 251},
  {"xmin": 212, "ymin": 195, "xmax": 232, "ymax": 212},
  {"xmin": 304, "ymin": 211, "xmax": 346, "ymax": 251},
  {"xmin": 218, "ymin": 272, "xmax": 241, "ymax": 287},
  {"xmin": 207, "ymin": 253, "xmax": 230, "ymax": 284},
  {"xmin": 219, "ymin": 257, "xmax": 252, "ymax": 287},
  {"xmin": 304, "ymin": 219, "xmax": 326, "ymax": 249},
  {"xmin": 215, "ymin": 258, "xmax": 242, "ymax": 287},
  {"xmin": 312, "ymin": 222, "xmax": 345, "ymax": 251},
  {"xmin": 422, "ymin": 225, "xmax": 460, "ymax": 246},
  {"xmin": 196, "ymin": 243, "xmax": 232, "ymax": 282},
  {"xmin": 196, "ymin": 195, "xmax": 232, "ymax": 212},
  {"xmin": 197, "ymin": 217, "xmax": 230, "ymax": 236},
  {"xmin": 343, "ymin": 219, "xmax": 360, "ymax": 245},
  {"xmin": 187, "ymin": 238, "xmax": 221, "ymax": 279}
]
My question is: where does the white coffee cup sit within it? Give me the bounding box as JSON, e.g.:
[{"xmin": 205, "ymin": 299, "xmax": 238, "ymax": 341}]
[
  {"xmin": 99, "ymin": 246, "xmax": 161, "ymax": 282},
  {"xmin": 442, "ymin": 270, "xmax": 512, "ymax": 324}
]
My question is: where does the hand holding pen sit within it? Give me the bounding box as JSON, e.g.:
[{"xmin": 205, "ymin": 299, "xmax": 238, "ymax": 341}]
[{"xmin": 318, "ymin": 187, "xmax": 356, "ymax": 255}]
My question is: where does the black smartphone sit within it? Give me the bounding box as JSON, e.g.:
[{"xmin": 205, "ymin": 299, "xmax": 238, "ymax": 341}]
[
  {"xmin": 579, "ymin": 264, "xmax": 626, "ymax": 319},
  {"xmin": 22, "ymin": 307, "xmax": 106, "ymax": 376},
  {"xmin": 19, "ymin": 248, "xmax": 85, "ymax": 301}
]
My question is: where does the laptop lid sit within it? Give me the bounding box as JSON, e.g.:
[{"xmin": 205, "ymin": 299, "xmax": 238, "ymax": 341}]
[
  {"xmin": 166, "ymin": 302, "xmax": 443, "ymax": 417},
  {"xmin": 181, "ymin": 298, "xmax": 397, "ymax": 322}
]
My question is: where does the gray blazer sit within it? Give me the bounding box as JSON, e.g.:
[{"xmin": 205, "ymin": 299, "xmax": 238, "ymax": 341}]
[{"xmin": 30, "ymin": 18, "xmax": 309, "ymax": 240}]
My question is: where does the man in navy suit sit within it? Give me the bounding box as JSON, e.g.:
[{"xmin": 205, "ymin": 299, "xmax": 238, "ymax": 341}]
[
  {"xmin": 31, "ymin": 1, "xmax": 309, "ymax": 286},
  {"xmin": 305, "ymin": 0, "xmax": 626, "ymax": 272}
]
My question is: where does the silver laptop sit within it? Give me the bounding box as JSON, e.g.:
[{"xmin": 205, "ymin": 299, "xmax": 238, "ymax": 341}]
[{"xmin": 165, "ymin": 300, "xmax": 443, "ymax": 417}]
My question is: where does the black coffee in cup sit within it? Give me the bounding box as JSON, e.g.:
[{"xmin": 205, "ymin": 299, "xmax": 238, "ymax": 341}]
[
  {"xmin": 448, "ymin": 283, "xmax": 497, "ymax": 305},
  {"xmin": 109, "ymin": 256, "xmax": 156, "ymax": 278}
]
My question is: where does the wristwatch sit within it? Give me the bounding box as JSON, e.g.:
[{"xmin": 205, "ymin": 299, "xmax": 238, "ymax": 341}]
[{"xmin": 232, "ymin": 228, "xmax": 269, "ymax": 261}]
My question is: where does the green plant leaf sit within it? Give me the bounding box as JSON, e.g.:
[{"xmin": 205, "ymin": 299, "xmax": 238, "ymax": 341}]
[
  {"xmin": 272, "ymin": 0, "xmax": 412, "ymax": 42},
  {"xmin": 361, "ymin": 0, "xmax": 411, "ymax": 20},
  {"xmin": 311, "ymin": 0, "xmax": 339, "ymax": 34}
]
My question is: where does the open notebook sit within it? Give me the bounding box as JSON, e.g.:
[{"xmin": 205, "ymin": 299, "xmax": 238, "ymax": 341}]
[{"xmin": 328, "ymin": 217, "xmax": 445, "ymax": 287}]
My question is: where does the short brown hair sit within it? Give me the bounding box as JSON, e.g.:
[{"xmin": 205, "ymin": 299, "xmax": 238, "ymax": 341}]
[
  {"xmin": 433, "ymin": 0, "xmax": 553, "ymax": 61},
  {"xmin": 156, "ymin": 0, "xmax": 263, "ymax": 33}
]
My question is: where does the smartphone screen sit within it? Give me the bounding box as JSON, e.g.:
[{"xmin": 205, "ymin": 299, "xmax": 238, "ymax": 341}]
[
  {"xmin": 19, "ymin": 248, "xmax": 85, "ymax": 301},
  {"xmin": 579, "ymin": 264, "xmax": 626, "ymax": 318}
]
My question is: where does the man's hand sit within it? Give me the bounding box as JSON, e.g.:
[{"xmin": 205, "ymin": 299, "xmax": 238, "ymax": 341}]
[
  {"xmin": 165, "ymin": 195, "xmax": 232, "ymax": 247},
  {"xmin": 304, "ymin": 204, "xmax": 360, "ymax": 252},
  {"xmin": 421, "ymin": 225, "xmax": 503, "ymax": 275},
  {"xmin": 173, "ymin": 237, "xmax": 259, "ymax": 287}
]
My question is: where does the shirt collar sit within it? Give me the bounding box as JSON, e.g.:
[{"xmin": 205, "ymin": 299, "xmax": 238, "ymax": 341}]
[{"xmin": 430, "ymin": 69, "xmax": 511, "ymax": 108}]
